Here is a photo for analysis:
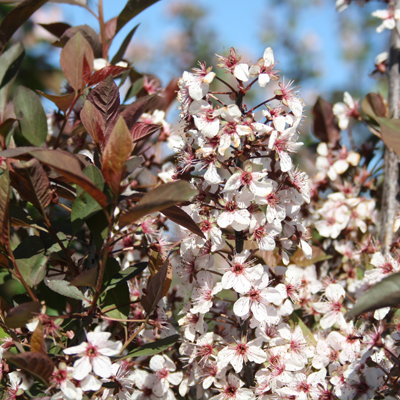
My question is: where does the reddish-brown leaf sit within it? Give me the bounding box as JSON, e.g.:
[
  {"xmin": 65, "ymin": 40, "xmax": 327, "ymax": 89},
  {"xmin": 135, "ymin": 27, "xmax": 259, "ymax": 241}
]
[
  {"xmin": 37, "ymin": 91, "xmax": 75, "ymax": 113},
  {"xmin": 101, "ymin": 117, "xmax": 133, "ymax": 196},
  {"xmin": 4, "ymin": 351, "xmax": 54, "ymax": 386},
  {"xmin": 119, "ymin": 181, "xmax": 198, "ymax": 227},
  {"xmin": 82, "ymin": 55, "xmax": 92, "ymax": 86},
  {"xmin": 0, "ymin": 0, "xmax": 48, "ymax": 55},
  {"xmin": 141, "ymin": 258, "xmax": 169, "ymax": 315},
  {"xmin": 80, "ymin": 101, "xmax": 106, "ymax": 150},
  {"xmin": 87, "ymin": 75, "xmax": 120, "ymax": 138},
  {"xmin": 312, "ymin": 97, "xmax": 340, "ymax": 147},
  {"xmin": 29, "ymin": 149, "xmax": 108, "ymax": 209},
  {"xmin": 39, "ymin": 22, "xmax": 71, "ymax": 39},
  {"xmin": 148, "ymin": 78, "xmax": 179, "ymax": 112},
  {"xmin": 121, "ymin": 93, "xmax": 158, "ymax": 131},
  {"xmin": 60, "ymin": 32, "xmax": 94, "ymax": 92},
  {"xmin": 4, "ymin": 301, "xmax": 41, "ymax": 328},
  {"xmin": 377, "ymin": 118, "xmax": 400, "ymax": 158},
  {"xmin": 0, "ymin": 169, "xmax": 10, "ymax": 253},
  {"xmin": 87, "ymin": 65, "xmax": 131, "ymax": 87},
  {"xmin": 362, "ymin": 92, "xmax": 388, "ymax": 120},
  {"xmin": 69, "ymin": 267, "xmax": 98, "ymax": 288},
  {"xmin": 161, "ymin": 206, "xmax": 205, "ymax": 239},
  {"xmin": 31, "ymin": 321, "xmax": 46, "ymax": 354},
  {"xmin": 104, "ymin": 17, "xmax": 117, "ymax": 43},
  {"xmin": 0, "ymin": 148, "xmax": 107, "ymax": 209},
  {"xmin": 131, "ymin": 122, "xmax": 161, "ymax": 143},
  {"xmin": 9, "ymin": 158, "xmax": 52, "ymax": 215}
]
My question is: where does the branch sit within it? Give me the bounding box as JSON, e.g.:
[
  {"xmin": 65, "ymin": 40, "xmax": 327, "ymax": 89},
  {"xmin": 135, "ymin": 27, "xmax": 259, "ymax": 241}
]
[{"xmin": 380, "ymin": 1, "xmax": 400, "ymax": 253}]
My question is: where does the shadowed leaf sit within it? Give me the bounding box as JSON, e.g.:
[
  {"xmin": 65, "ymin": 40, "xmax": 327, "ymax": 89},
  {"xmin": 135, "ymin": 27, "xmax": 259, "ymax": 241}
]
[
  {"xmin": 131, "ymin": 122, "xmax": 161, "ymax": 143},
  {"xmin": 121, "ymin": 93, "xmax": 158, "ymax": 131},
  {"xmin": 161, "ymin": 206, "xmax": 205, "ymax": 239},
  {"xmin": 60, "ymin": 32, "xmax": 94, "ymax": 92},
  {"xmin": 9, "ymin": 158, "xmax": 52, "ymax": 214},
  {"xmin": 87, "ymin": 75, "xmax": 120, "ymax": 138},
  {"xmin": 377, "ymin": 117, "xmax": 400, "ymax": 157},
  {"xmin": 312, "ymin": 97, "xmax": 340, "ymax": 147},
  {"xmin": 87, "ymin": 65, "xmax": 131, "ymax": 87},
  {"xmin": 70, "ymin": 268, "xmax": 98, "ymax": 288},
  {"xmin": 125, "ymin": 156, "xmax": 144, "ymax": 176},
  {"xmin": 55, "ymin": 25, "xmax": 101, "ymax": 58},
  {"xmin": 0, "ymin": 117, "xmax": 19, "ymax": 138},
  {"xmin": 39, "ymin": 22, "xmax": 71, "ymax": 38},
  {"xmin": 103, "ymin": 262, "xmax": 148, "ymax": 293},
  {"xmin": 148, "ymin": 78, "xmax": 179, "ymax": 112},
  {"xmin": 0, "ymin": 42, "xmax": 24, "ymax": 90},
  {"xmin": 116, "ymin": 0, "xmax": 160, "ymax": 34},
  {"xmin": 37, "ymin": 91, "xmax": 75, "ymax": 113},
  {"xmin": 102, "ymin": 283, "xmax": 130, "ymax": 320},
  {"xmin": 45, "ymin": 279, "xmax": 86, "ymax": 300},
  {"xmin": 5, "ymin": 351, "xmax": 54, "ymax": 386},
  {"xmin": 101, "ymin": 117, "xmax": 133, "ymax": 196},
  {"xmin": 141, "ymin": 258, "xmax": 169, "ymax": 315},
  {"xmin": 80, "ymin": 101, "xmax": 106, "ymax": 149},
  {"xmin": 111, "ymin": 23, "xmax": 139, "ymax": 65},
  {"xmin": 120, "ymin": 334, "xmax": 179, "ymax": 359},
  {"xmin": 14, "ymin": 86, "xmax": 47, "ymax": 147},
  {"xmin": 0, "ymin": 169, "xmax": 10, "ymax": 253},
  {"xmin": 346, "ymin": 272, "xmax": 400, "ymax": 320},
  {"xmin": 0, "ymin": 0, "xmax": 48, "ymax": 55},
  {"xmin": 4, "ymin": 301, "xmax": 41, "ymax": 328},
  {"xmin": 119, "ymin": 181, "xmax": 197, "ymax": 227}
]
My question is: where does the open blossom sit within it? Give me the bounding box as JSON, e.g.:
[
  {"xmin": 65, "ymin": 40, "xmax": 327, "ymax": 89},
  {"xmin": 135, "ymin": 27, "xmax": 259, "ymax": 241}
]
[
  {"xmin": 372, "ymin": 8, "xmax": 400, "ymax": 33},
  {"xmin": 233, "ymin": 273, "xmax": 282, "ymax": 323},
  {"xmin": 63, "ymin": 331, "xmax": 122, "ymax": 380},
  {"xmin": 333, "ymin": 92, "xmax": 359, "ymax": 130},
  {"xmin": 313, "ymin": 284, "xmax": 347, "ymax": 330},
  {"xmin": 217, "ymin": 337, "xmax": 267, "ymax": 373},
  {"xmin": 149, "ymin": 354, "xmax": 183, "ymax": 396},
  {"xmin": 210, "ymin": 373, "xmax": 255, "ymax": 400},
  {"xmin": 191, "ymin": 271, "xmax": 222, "ymax": 314},
  {"xmin": 249, "ymin": 47, "xmax": 279, "ymax": 87}
]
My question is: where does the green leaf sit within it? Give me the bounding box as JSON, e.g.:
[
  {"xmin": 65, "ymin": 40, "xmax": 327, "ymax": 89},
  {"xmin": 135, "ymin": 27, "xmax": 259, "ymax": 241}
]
[
  {"xmin": 119, "ymin": 181, "xmax": 198, "ymax": 228},
  {"xmin": 86, "ymin": 210, "xmax": 110, "ymax": 250},
  {"xmin": 103, "ymin": 262, "xmax": 147, "ymax": 293},
  {"xmin": 69, "ymin": 268, "xmax": 98, "ymax": 288},
  {"xmin": 71, "ymin": 165, "xmax": 105, "ymax": 232},
  {"xmin": 14, "ymin": 236, "xmax": 47, "ymax": 287},
  {"xmin": 111, "ymin": 23, "xmax": 139, "ymax": 65},
  {"xmin": 60, "ymin": 32, "xmax": 94, "ymax": 92},
  {"xmin": 116, "ymin": 0, "xmax": 160, "ymax": 34},
  {"xmin": 0, "ymin": 42, "xmax": 24, "ymax": 90},
  {"xmin": 44, "ymin": 279, "xmax": 86, "ymax": 301},
  {"xmin": 14, "ymin": 87, "xmax": 47, "ymax": 147},
  {"xmin": 0, "ymin": 0, "xmax": 48, "ymax": 55},
  {"xmin": 119, "ymin": 334, "xmax": 179, "ymax": 359},
  {"xmin": 102, "ymin": 282, "xmax": 130, "ymax": 321},
  {"xmin": 345, "ymin": 272, "xmax": 400, "ymax": 320},
  {"xmin": 377, "ymin": 117, "xmax": 400, "ymax": 157}
]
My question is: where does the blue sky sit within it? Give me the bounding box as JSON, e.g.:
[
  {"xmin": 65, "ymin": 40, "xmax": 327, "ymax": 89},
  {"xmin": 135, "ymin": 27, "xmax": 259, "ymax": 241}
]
[{"xmin": 53, "ymin": 0, "xmax": 388, "ymax": 99}]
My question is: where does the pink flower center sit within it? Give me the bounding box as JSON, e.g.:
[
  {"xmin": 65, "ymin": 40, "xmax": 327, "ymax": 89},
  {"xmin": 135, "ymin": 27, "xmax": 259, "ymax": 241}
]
[
  {"xmin": 236, "ymin": 343, "xmax": 248, "ymax": 355},
  {"xmin": 86, "ymin": 344, "xmax": 99, "ymax": 358},
  {"xmin": 157, "ymin": 369, "xmax": 169, "ymax": 380},
  {"xmin": 240, "ymin": 171, "xmax": 253, "ymax": 185},
  {"xmin": 298, "ymin": 381, "xmax": 310, "ymax": 392},
  {"xmin": 233, "ymin": 263, "xmax": 244, "ymax": 274},
  {"xmin": 249, "ymin": 289, "xmax": 260, "ymax": 301},
  {"xmin": 225, "ymin": 200, "xmax": 237, "ymax": 212},
  {"xmin": 224, "ymin": 385, "xmax": 237, "ymax": 397},
  {"xmin": 382, "ymin": 262, "xmax": 394, "ymax": 274},
  {"xmin": 224, "ymin": 122, "xmax": 237, "ymax": 135},
  {"xmin": 200, "ymin": 220, "xmax": 212, "ymax": 232},
  {"xmin": 52, "ymin": 369, "xmax": 68, "ymax": 384}
]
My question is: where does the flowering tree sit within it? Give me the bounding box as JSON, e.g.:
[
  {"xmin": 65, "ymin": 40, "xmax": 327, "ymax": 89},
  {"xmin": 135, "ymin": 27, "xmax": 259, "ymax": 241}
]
[{"xmin": 1, "ymin": 0, "xmax": 400, "ymax": 399}]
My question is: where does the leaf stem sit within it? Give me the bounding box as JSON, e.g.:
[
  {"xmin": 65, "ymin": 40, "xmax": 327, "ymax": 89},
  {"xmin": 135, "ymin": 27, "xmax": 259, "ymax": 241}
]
[{"xmin": 119, "ymin": 314, "xmax": 150, "ymax": 355}]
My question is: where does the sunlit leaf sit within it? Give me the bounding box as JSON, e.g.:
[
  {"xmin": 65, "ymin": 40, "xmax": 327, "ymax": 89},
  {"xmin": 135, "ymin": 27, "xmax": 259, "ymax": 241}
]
[
  {"xmin": 162, "ymin": 206, "xmax": 205, "ymax": 239},
  {"xmin": 119, "ymin": 334, "xmax": 179, "ymax": 359},
  {"xmin": 69, "ymin": 268, "xmax": 98, "ymax": 288},
  {"xmin": 30, "ymin": 321, "xmax": 45, "ymax": 353},
  {"xmin": 87, "ymin": 65, "xmax": 131, "ymax": 87},
  {"xmin": 80, "ymin": 101, "xmax": 106, "ymax": 150},
  {"xmin": 119, "ymin": 181, "xmax": 197, "ymax": 227},
  {"xmin": 362, "ymin": 92, "xmax": 388, "ymax": 120},
  {"xmin": 345, "ymin": 272, "xmax": 400, "ymax": 319},
  {"xmin": 60, "ymin": 32, "xmax": 94, "ymax": 92},
  {"xmin": 101, "ymin": 117, "xmax": 133, "ymax": 196},
  {"xmin": 44, "ymin": 279, "xmax": 86, "ymax": 300},
  {"xmin": 290, "ymin": 246, "xmax": 331, "ymax": 267},
  {"xmin": 102, "ymin": 282, "xmax": 130, "ymax": 320},
  {"xmin": 377, "ymin": 117, "xmax": 400, "ymax": 157},
  {"xmin": 289, "ymin": 311, "xmax": 317, "ymax": 346},
  {"xmin": 37, "ymin": 91, "xmax": 75, "ymax": 113},
  {"xmin": 131, "ymin": 122, "xmax": 161, "ymax": 143},
  {"xmin": 14, "ymin": 86, "xmax": 47, "ymax": 147}
]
